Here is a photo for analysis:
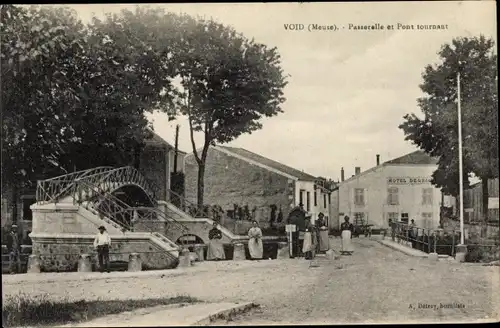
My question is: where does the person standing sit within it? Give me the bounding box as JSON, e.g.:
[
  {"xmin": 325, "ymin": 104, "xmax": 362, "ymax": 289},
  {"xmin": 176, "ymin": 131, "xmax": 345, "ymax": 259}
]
[
  {"xmin": 316, "ymin": 213, "xmax": 330, "ymax": 252},
  {"xmin": 302, "ymin": 216, "xmax": 314, "ymax": 260},
  {"xmin": 6, "ymin": 225, "xmax": 21, "ymax": 274},
  {"xmin": 340, "ymin": 216, "xmax": 354, "ymax": 255},
  {"xmin": 409, "ymin": 219, "xmax": 417, "ymax": 248},
  {"xmin": 207, "ymin": 222, "xmax": 226, "ymax": 261},
  {"xmin": 389, "ymin": 218, "xmax": 397, "ymax": 241},
  {"xmin": 247, "ymin": 221, "xmax": 263, "ymax": 260},
  {"xmin": 93, "ymin": 226, "xmax": 111, "ymax": 273}
]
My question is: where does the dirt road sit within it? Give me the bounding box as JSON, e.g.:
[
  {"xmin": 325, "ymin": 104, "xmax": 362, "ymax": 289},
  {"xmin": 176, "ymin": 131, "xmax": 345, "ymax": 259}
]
[{"xmin": 3, "ymin": 238, "xmax": 498, "ymax": 324}]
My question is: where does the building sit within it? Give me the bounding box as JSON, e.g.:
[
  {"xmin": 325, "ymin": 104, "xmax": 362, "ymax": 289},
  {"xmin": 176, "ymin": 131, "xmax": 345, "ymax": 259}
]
[
  {"xmin": 331, "ymin": 151, "xmax": 455, "ymax": 230},
  {"xmin": 463, "ymin": 178, "xmax": 499, "ymax": 223},
  {"xmin": 1, "ymin": 131, "xmax": 185, "ymax": 239},
  {"xmin": 184, "ymin": 146, "xmax": 332, "ymax": 228}
]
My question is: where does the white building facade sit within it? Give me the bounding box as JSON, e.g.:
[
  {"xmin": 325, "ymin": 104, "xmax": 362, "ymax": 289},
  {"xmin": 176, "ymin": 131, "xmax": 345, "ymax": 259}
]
[{"xmin": 332, "ymin": 151, "xmax": 455, "ymax": 230}]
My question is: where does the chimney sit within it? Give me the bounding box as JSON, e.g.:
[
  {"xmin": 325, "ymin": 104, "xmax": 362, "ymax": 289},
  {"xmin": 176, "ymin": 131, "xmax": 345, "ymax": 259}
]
[
  {"xmin": 341, "ymin": 167, "xmax": 345, "ymax": 182},
  {"xmin": 376, "ymin": 154, "xmax": 380, "ymax": 166},
  {"xmin": 355, "ymin": 167, "xmax": 361, "ymax": 175}
]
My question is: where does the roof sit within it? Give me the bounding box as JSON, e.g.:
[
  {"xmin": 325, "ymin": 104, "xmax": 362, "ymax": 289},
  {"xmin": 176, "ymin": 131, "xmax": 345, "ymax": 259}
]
[
  {"xmin": 216, "ymin": 146, "xmax": 317, "ymax": 181},
  {"xmin": 144, "ymin": 130, "xmax": 186, "ymax": 154},
  {"xmin": 339, "ymin": 150, "xmax": 438, "ymax": 185},
  {"xmin": 384, "ymin": 150, "xmax": 438, "ymax": 165}
]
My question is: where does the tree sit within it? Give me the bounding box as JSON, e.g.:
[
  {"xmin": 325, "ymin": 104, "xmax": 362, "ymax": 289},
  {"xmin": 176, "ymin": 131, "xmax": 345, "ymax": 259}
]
[
  {"xmin": 1, "ymin": 5, "xmax": 88, "ymax": 220},
  {"xmin": 399, "ymin": 35, "xmax": 498, "ymax": 230},
  {"xmin": 1, "ymin": 5, "xmax": 179, "ymax": 220},
  {"xmin": 171, "ymin": 17, "xmax": 288, "ymax": 209}
]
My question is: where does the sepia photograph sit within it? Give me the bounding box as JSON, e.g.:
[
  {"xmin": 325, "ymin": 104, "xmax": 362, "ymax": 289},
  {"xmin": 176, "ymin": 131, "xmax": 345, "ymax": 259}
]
[{"xmin": 1, "ymin": 1, "xmax": 498, "ymax": 326}]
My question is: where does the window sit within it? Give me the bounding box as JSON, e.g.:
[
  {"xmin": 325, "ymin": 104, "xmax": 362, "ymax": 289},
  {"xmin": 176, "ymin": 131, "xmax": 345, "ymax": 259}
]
[
  {"xmin": 328, "ymin": 193, "xmax": 331, "ymax": 205},
  {"xmin": 323, "ymin": 194, "xmax": 327, "ymax": 208},
  {"xmin": 306, "ymin": 192, "xmax": 311, "ymax": 211},
  {"xmin": 387, "ymin": 187, "xmax": 399, "ymax": 205},
  {"xmin": 422, "ymin": 212, "xmax": 432, "ymax": 228},
  {"xmin": 353, "ymin": 212, "xmax": 365, "ymax": 225},
  {"xmin": 314, "ymin": 191, "xmax": 317, "ymax": 206},
  {"xmin": 299, "ymin": 190, "xmax": 304, "ymax": 205},
  {"xmin": 401, "ymin": 213, "xmax": 409, "ymax": 224},
  {"xmin": 387, "ymin": 212, "xmax": 398, "ymax": 225},
  {"xmin": 422, "ymin": 188, "xmax": 433, "ymax": 205},
  {"xmin": 354, "ymin": 188, "xmax": 365, "ymax": 205}
]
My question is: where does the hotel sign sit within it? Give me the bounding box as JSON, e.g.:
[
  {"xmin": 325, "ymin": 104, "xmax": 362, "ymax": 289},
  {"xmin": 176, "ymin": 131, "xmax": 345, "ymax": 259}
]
[{"xmin": 387, "ymin": 177, "xmax": 433, "ymax": 185}]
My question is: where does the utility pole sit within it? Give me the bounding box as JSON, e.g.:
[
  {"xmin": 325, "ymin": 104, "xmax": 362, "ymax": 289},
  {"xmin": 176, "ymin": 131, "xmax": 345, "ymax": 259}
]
[
  {"xmin": 457, "ymin": 70, "xmax": 465, "ymax": 245},
  {"xmin": 173, "ymin": 124, "xmax": 179, "ymax": 173}
]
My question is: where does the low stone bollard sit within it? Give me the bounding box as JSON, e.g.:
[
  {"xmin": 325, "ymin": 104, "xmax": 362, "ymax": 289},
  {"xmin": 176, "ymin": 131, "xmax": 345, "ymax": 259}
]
[
  {"xmin": 233, "ymin": 243, "xmax": 246, "ymax": 261},
  {"xmin": 27, "ymin": 254, "xmax": 41, "ymax": 274},
  {"xmin": 78, "ymin": 254, "xmax": 92, "ymax": 272},
  {"xmin": 276, "ymin": 242, "xmax": 290, "ymax": 259},
  {"xmin": 455, "ymin": 244, "xmax": 468, "ymax": 263},
  {"xmin": 128, "ymin": 253, "xmax": 142, "ymax": 272},
  {"xmin": 428, "ymin": 252, "xmax": 439, "ymax": 262},
  {"xmin": 194, "ymin": 245, "xmax": 205, "ymax": 262},
  {"xmin": 178, "ymin": 248, "xmax": 191, "ymax": 267}
]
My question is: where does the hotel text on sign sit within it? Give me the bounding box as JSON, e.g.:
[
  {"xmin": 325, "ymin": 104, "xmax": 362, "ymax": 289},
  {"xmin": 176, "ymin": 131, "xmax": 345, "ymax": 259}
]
[{"xmin": 387, "ymin": 177, "xmax": 433, "ymax": 185}]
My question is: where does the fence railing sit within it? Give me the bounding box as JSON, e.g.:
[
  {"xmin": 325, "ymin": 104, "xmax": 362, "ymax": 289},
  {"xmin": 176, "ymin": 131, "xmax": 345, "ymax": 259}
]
[
  {"xmin": 168, "ymin": 188, "xmax": 210, "ymax": 218},
  {"xmin": 386, "ymin": 222, "xmax": 499, "ymax": 261},
  {"xmin": 36, "ymin": 166, "xmax": 114, "ymax": 204},
  {"xmin": 73, "ymin": 179, "xmax": 189, "ymax": 236}
]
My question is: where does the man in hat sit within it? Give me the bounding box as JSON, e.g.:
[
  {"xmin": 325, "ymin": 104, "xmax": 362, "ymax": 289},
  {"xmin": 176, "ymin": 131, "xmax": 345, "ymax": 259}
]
[
  {"xmin": 93, "ymin": 226, "xmax": 111, "ymax": 273},
  {"xmin": 6, "ymin": 224, "xmax": 21, "ymax": 274}
]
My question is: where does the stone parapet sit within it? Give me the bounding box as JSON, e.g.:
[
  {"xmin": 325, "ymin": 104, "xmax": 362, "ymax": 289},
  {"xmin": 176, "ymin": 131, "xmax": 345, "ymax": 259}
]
[{"xmin": 30, "ymin": 232, "xmax": 179, "ymax": 272}]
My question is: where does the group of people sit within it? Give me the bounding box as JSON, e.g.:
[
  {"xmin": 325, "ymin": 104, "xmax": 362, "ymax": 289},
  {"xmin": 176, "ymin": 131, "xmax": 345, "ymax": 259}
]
[
  {"xmin": 301, "ymin": 212, "xmax": 331, "ymax": 259},
  {"xmin": 206, "ymin": 220, "xmax": 264, "ymax": 260}
]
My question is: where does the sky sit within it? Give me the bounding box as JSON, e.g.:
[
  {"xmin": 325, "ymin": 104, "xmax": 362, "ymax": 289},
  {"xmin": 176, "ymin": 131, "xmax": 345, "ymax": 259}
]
[{"xmin": 54, "ymin": 1, "xmax": 496, "ymax": 181}]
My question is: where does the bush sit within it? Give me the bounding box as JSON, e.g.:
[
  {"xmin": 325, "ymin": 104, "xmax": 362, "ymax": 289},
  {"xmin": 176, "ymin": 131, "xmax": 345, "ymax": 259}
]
[{"xmin": 2, "ymin": 292, "xmax": 198, "ymax": 327}]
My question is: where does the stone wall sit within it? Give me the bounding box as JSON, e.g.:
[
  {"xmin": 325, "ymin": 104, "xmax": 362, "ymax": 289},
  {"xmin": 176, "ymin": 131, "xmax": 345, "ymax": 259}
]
[
  {"xmin": 185, "ymin": 148, "xmax": 291, "ymax": 228},
  {"xmin": 31, "ymin": 235, "xmax": 178, "ymax": 272}
]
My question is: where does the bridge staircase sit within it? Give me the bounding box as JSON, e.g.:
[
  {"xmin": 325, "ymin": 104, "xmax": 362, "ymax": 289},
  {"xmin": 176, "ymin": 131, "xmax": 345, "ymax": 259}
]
[{"xmin": 32, "ymin": 166, "xmax": 190, "ymax": 271}]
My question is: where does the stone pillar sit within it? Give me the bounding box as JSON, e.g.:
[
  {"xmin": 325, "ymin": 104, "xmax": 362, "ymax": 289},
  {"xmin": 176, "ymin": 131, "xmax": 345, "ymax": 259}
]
[
  {"xmin": 78, "ymin": 254, "xmax": 92, "ymax": 272},
  {"xmin": 27, "ymin": 254, "xmax": 41, "ymax": 274},
  {"xmin": 455, "ymin": 244, "xmax": 468, "ymax": 263},
  {"xmin": 276, "ymin": 242, "xmax": 290, "ymax": 259},
  {"xmin": 178, "ymin": 247, "xmax": 191, "ymax": 267},
  {"xmin": 194, "ymin": 245, "xmax": 205, "ymax": 262},
  {"xmin": 233, "ymin": 243, "xmax": 246, "ymax": 261},
  {"xmin": 128, "ymin": 253, "xmax": 142, "ymax": 272}
]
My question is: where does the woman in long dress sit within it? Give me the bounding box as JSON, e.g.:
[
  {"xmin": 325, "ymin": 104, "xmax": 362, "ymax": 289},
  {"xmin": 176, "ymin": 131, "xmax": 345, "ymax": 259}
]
[
  {"xmin": 316, "ymin": 213, "xmax": 330, "ymax": 252},
  {"xmin": 302, "ymin": 216, "xmax": 314, "ymax": 260},
  {"xmin": 207, "ymin": 223, "xmax": 226, "ymax": 261},
  {"xmin": 247, "ymin": 221, "xmax": 263, "ymax": 260},
  {"xmin": 340, "ymin": 216, "xmax": 354, "ymax": 255}
]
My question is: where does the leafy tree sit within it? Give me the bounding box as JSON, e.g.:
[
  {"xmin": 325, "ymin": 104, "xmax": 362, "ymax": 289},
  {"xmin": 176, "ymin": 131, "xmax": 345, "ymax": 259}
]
[
  {"xmin": 61, "ymin": 9, "xmax": 178, "ymax": 171},
  {"xmin": 1, "ymin": 5, "xmax": 178, "ymax": 219},
  {"xmin": 1, "ymin": 5, "xmax": 87, "ymax": 220},
  {"xmin": 399, "ymin": 35, "xmax": 498, "ymax": 229},
  {"xmin": 170, "ymin": 17, "xmax": 288, "ymax": 209}
]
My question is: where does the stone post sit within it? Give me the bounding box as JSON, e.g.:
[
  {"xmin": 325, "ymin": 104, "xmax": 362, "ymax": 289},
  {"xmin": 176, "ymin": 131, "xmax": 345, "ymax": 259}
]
[
  {"xmin": 78, "ymin": 254, "xmax": 92, "ymax": 272},
  {"xmin": 455, "ymin": 244, "xmax": 468, "ymax": 263},
  {"xmin": 276, "ymin": 242, "xmax": 290, "ymax": 259},
  {"xmin": 178, "ymin": 247, "xmax": 191, "ymax": 267},
  {"xmin": 27, "ymin": 254, "xmax": 41, "ymax": 274},
  {"xmin": 194, "ymin": 244, "xmax": 205, "ymax": 262},
  {"xmin": 233, "ymin": 243, "xmax": 246, "ymax": 261},
  {"xmin": 128, "ymin": 253, "xmax": 142, "ymax": 272},
  {"xmin": 428, "ymin": 232, "xmax": 439, "ymax": 262}
]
